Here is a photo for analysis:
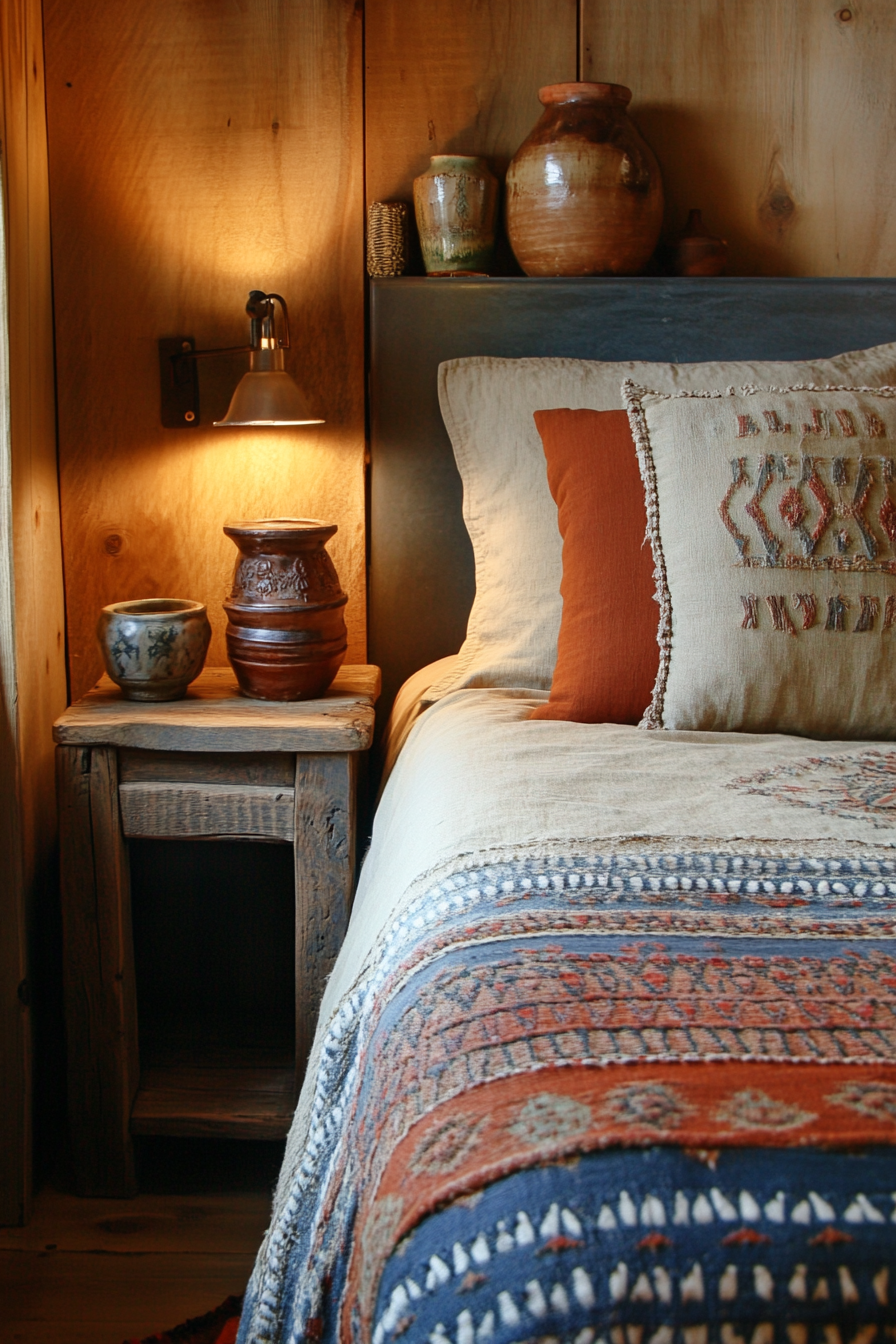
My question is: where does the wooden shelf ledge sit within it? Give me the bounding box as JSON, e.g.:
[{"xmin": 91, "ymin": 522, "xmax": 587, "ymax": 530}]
[{"xmin": 131, "ymin": 1063, "xmax": 296, "ymax": 1141}]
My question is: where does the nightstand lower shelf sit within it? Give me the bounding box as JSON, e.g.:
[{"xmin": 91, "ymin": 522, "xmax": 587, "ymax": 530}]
[{"xmin": 131, "ymin": 1053, "xmax": 295, "ymax": 1140}]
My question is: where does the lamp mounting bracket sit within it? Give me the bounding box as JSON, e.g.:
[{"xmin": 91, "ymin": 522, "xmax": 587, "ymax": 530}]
[
  {"xmin": 158, "ymin": 337, "xmax": 255, "ymax": 428},
  {"xmin": 158, "ymin": 336, "xmax": 201, "ymax": 428}
]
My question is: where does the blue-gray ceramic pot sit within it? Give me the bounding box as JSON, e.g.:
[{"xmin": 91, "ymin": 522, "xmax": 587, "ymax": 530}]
[{"xmin": 97, "ymin": 598, "xmax": 211, "ymax": 700}]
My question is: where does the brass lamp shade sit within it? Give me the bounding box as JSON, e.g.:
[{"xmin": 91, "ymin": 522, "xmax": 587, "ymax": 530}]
[{"xmin": 214, "ymin": 369, "xmax": 324, "ymax": 427}]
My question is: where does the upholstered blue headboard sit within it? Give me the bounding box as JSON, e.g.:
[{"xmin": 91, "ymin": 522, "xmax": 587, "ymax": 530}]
[{"xmin": 369, "ymin": 276, "xmax": 896, "ymax": 715}]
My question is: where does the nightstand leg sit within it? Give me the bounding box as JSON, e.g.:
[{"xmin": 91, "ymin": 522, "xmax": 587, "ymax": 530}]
[
  {"xmin": 57, "ymin": 746, "xmax": 139, "ymax": 1196},
  {"xmin": 293, "ymin": 753, "xmax": 357, "ymax": 1087}
]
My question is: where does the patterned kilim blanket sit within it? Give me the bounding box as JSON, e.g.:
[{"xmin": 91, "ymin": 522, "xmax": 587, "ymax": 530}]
[
  {"xmin": 237, "ymin": 695, "xmax": 896, "ymax": 1344},
  {"xmin": 240, "ymin": 844, "xmax": 896, "ymax": 1344}
]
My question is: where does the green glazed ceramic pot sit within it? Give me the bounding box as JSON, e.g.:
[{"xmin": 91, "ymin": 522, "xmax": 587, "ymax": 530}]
[{"xmin": 413, "ymin": 155, "xmax": 498, "ymax": 274}]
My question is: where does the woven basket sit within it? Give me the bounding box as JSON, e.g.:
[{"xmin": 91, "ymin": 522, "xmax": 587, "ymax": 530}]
[{"xmin": 366, "ymin": 201, "xmax": 409, "ymax": 277}]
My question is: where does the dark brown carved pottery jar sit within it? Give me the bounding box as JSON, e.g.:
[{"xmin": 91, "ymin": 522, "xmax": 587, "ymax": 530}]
[
  {"xmin": 223, "ymin": 519, "xmax": 347, "ymax": 701},
  {"xmin": 505, "ymin": 82, "xmax": 664, "ymax": 277}
]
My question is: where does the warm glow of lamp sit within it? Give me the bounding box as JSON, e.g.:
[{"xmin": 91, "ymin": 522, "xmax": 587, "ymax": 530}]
[{"xmin": 159, "ymin": 290, "xmax": 324, "ymax": 429}]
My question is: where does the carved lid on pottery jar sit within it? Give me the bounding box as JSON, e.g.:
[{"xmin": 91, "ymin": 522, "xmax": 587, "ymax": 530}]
[{"xmin": 223, "ymin": 517, "xmax": 336, "ymax": 549}]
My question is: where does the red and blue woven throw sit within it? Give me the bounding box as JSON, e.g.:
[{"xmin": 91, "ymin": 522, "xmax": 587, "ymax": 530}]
[{"xmin": 237, "ymin": 845, "xmax": 896, "ymax": 1344}]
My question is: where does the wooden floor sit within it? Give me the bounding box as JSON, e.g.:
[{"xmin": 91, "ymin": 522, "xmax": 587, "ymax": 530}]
[{"xmin": 0, "ymin": 1140, "xmax": 281, "ymax": 1344}]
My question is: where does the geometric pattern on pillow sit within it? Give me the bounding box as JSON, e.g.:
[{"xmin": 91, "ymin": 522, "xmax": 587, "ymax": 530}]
[{"xmin": 624, "ymin": 382, "xmax": 896, "ymax": 738}]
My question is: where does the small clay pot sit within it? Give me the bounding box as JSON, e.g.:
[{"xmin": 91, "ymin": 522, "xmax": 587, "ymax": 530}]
[
  {"xmin": 505, "ymin": 82, "xmax": 664, "ymax": 277},
  {"xmin": 413, "ymin": 155, "xmax": 499, "ymax": 275},
  {"xmin": 97, "ymin": 598, "xmax": 211, "ymax": 700},
  {"xmin": 223, "ymin": 518, "xmax": 347, "ymax": 701},
  {"xmin": 665, "ymin": 208, "xmax": 728, "ymax": 277}
]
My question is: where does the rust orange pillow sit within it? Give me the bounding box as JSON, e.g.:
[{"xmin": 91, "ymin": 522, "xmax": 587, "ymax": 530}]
[{"xmin": 530, "ymin": 408, "xmax": 658, "ymax": 723}]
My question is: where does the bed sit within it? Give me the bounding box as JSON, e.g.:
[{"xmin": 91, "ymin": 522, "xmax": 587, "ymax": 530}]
[{"xmin": 237, "ymin": 278, "xmax": 896, "ymax": 1344}]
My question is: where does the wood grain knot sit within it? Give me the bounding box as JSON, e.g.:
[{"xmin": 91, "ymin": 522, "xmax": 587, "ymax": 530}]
[
  {"xmin": 763, "ymin": 190, "xmax": 795, "ymax": 221},
  {"xmin": 758, "ymin": 187, "xmax": 797, "ymax": 238},
  {"xmin": 837, "ymin": 7, "xmax": 853, "ymax": 21},
  {"xmin": 104, "ymin": 532, "xmax": 124, "ymax": 556}
]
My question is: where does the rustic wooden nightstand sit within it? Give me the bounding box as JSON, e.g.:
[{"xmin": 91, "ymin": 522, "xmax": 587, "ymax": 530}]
[{"xmin": 54, "ymin": 665, "xmax": 379, "ymax": 1197}]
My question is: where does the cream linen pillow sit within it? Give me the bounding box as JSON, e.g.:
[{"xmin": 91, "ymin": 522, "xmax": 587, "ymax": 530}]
[
  {"xmin": 427, "ymin": 344, "xmax": 896, "ymax": 702},
  {"xmin": 624, "ymin": 381, "xmax": 896, "ymax": 738}
]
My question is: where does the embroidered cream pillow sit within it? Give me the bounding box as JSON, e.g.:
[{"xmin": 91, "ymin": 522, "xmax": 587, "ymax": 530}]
[
  {"xmin": 624, "ymin": 382, "xmax": 896, "ymax": 738},
  {"xmin": 427, "ymin": 344, "xmax": 896, "ymax": 703}
]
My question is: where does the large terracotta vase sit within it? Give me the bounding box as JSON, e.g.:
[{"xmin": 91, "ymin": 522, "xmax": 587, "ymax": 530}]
[
  {"xmin": 413, "ymin": 155, "xmax": 498, "ymax": 274},
  {"xmin": 223, "ymin": 519, "xmax": 347, "ymax": 701},
  {"xmin": 505, "ymin": 82, "xmax": 664, "ymax": 277}
]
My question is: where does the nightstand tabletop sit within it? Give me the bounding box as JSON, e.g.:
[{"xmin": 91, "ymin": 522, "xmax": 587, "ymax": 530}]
[{"xmin": 53, "ymin": 664, "xmax": 380, "ymax": 753}]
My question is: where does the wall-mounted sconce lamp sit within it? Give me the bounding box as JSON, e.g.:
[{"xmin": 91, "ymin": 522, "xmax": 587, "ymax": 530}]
[{"xmin": 158, "ymin": 291, "xmax": 324, "ymax": 428}]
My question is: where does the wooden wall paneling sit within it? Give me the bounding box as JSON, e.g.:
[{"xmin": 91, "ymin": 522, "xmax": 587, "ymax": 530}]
[
  {"xmin": 581, "ymin": 0, "xmax": 896, "ymax": 277},
  {"xmin": 0, "ymin": 0, "xmax": 68, "ymax": 1226},
  {"xmin": 43, "ymin": 0, "xmax": 366, "ymax": 703},
  {"xmin": 0, "ymin": 140, "xmax": 27, "ymax": 1228},
  {"xmin": 364, "ymin": 0, "xmax": 578, "ymax": 229}
]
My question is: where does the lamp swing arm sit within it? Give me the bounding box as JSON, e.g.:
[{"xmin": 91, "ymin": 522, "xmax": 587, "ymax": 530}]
[
  {"xmin": 168, "ymin": 292, "xmax": 291, "ymax": 376},
  {"xmin": 169, "ymin": 342, "xmax": 252, "ymax": 372}
]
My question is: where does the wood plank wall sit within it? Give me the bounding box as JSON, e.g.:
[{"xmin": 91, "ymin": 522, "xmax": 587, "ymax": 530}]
[
  {"xmin": 43, "ymin": 0, "xmax": 365, "ymax": 703},
  {"xmin": 0, "ymin": 66, "xmax": 27, "ymax": 1228},
  {"xmin": 0, "ymin": 0, "xmax": 68, "ymax": 1225},
  {"xmin": 582, "ymin": 1, "xmax": 896, "ymax": 276},
  {"xmin": 365, "ymin": 0, "xmax": 577, "ymax": 205}
]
